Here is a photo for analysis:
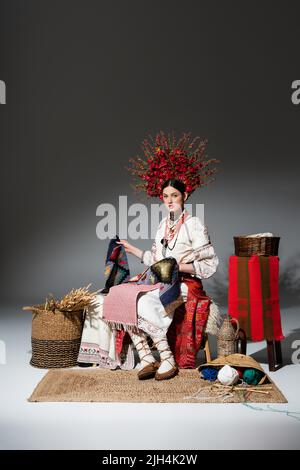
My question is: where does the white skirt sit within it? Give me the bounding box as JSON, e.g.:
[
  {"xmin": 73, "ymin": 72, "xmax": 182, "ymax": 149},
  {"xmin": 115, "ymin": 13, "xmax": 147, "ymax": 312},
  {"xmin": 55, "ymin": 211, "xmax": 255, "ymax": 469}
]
[
  {"xmin": 136, "ymin": 281, "xmax": 188, "ymax": 338},
  {"xmin": 78, "ymin": 282, "xmax": 188, "ymax": 365}
]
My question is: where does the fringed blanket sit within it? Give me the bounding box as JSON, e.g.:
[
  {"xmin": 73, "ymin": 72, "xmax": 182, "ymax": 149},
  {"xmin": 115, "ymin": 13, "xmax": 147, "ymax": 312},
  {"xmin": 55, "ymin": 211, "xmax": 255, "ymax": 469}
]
[
  {"xmin": 102, "ymin": 282, "xmax": 162, "ymax": 329},
  {"xmin": 228, "ymin": 255, "xmax": 284, "ymax": 341}
]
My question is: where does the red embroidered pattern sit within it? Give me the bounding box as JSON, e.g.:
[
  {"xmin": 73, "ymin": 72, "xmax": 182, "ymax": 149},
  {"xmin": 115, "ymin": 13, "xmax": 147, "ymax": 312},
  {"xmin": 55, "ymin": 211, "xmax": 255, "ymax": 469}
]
[{"xmin": 167, "ymin": 274, "xmax": 211, "ymax": 368}]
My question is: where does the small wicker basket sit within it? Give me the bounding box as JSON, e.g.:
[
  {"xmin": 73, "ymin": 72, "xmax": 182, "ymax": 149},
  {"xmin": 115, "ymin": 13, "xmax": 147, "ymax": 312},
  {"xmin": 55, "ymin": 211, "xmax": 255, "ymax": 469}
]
[
  {"xmin": 217, "ymin": 315, "xmax": 245, "ymax": 357},
  {"xmin": 234, "ymin": 236, "xmax": 280, "ymax": 257},
  {"xmin": 217, "ymin": 316, "xmax": 236, "ymax": 357},
  {"xmin": 24, "ymin": 305, "xmax": 84, "ymax": 368}
]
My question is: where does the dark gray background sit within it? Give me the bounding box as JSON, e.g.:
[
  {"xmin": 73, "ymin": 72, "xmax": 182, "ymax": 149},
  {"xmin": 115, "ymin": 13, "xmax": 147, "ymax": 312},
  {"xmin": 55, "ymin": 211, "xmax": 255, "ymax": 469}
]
[{"xmin": 1, "ymin": 0, "xmax": 299, "ymax": 307}]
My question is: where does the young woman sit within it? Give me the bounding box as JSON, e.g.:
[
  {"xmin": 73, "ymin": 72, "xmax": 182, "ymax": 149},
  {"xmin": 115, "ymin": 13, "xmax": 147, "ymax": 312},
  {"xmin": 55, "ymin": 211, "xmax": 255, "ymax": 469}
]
[{"xmin": 78, "ymin": 178, "xmax": 219, "ymax": 380}]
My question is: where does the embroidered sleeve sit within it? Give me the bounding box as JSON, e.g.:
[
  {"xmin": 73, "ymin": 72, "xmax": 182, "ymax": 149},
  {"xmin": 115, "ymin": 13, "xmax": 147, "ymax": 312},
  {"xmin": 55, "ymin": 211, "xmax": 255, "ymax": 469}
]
[
  {"xmin": 190, "ymin": 217, "xmax": 219, "ymax": 279},
  {"xmin": 142, "ymin": 218, "xmax": 165, "ymax": 266}
]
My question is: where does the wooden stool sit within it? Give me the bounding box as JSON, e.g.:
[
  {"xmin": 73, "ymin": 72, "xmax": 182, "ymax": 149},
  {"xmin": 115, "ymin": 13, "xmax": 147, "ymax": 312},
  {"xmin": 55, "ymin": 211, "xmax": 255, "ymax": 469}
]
[
  {"xmin": 267, "ymin": 340, "xmax": 283, "ymax": 371},
  {"xmin": 235, "ymin": 328, "xmax": 247, "ymax": 355}
]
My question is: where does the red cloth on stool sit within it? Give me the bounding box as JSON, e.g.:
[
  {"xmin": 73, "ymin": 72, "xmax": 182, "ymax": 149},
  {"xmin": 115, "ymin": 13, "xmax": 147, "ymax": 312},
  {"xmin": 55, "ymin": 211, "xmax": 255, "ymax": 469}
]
[
  {"xmin": 167, "ymin": 274, "xmax": 211, "ymax": 368},
  {"xmin": 228, "ymin": 255, "xmax": 284, "ymax": 341}
]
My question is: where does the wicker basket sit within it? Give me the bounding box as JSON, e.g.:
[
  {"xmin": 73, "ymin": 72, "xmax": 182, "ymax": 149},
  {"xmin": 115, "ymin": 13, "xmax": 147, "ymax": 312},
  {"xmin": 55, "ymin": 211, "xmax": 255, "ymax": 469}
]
[
  {"xmin": 217, "ymin": 315, "xmax": 239, "ymax": 357},
  {"xmin": 199, "ymin": 353, "xmax": 268, "ymax": 385},
  {"xmin": 27, "ymin": 306, "xmax": 84, "ymax": 368},
  {"xmin": 234, "ymin": 236, "xmax": 280, "ymax": 257}
]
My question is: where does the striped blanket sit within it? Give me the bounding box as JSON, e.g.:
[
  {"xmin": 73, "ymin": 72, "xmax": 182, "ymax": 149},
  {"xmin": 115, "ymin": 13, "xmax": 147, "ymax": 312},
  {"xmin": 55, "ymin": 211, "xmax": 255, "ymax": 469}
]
[{"xmin": 228, "ymin": 255, "xmax": 284, "ymax": 341}]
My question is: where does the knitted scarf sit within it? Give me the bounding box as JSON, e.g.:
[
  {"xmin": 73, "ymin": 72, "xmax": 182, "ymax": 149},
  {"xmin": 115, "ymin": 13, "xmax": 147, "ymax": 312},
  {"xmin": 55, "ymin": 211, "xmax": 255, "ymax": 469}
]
[{"xmin": 101, "ymin": 235, "xmax": 131, "ymax": 294}]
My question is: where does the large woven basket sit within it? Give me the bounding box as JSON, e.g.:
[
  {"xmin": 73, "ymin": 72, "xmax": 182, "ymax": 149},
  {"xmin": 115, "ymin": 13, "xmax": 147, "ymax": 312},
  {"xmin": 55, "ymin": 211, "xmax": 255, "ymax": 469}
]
[
  {"xmin": 27, "ymin": 306, "xmax": 84, "ymax": 368},
  {"xmin": 198, "ymin": 353, "xmax": 268, "ymax": 385},
  {"xmin": 234, "ymin": 236, "xmax": 280, "ymax": 256}
]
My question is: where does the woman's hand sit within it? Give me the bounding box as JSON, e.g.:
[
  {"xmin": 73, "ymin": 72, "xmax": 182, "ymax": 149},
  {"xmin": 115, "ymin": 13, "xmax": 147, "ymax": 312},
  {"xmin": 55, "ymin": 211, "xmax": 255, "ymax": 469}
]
[
  {"xmin": 116, "ymin": 240, "xmax": 143, "ymax": 259},
  {"xmin": 178, "ymin": 262, "xmax": 196, "ymax": 274},
  {"xmin": 116, "ymin": 239, "xmax": 135, "ymax": 254}
]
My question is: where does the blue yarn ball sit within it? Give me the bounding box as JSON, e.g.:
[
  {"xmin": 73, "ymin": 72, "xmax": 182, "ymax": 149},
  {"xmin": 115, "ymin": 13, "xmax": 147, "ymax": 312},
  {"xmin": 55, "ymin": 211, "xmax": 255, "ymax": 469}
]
[{"xmin": 201, "ymin": 367, "xmax": 218, "ymax": 382}]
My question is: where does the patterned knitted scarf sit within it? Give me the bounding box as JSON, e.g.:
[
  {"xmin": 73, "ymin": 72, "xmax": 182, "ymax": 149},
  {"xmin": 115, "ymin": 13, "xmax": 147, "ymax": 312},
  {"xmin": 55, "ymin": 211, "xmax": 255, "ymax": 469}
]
[{"xmin": 101, "ymin": 235, "xmax": 131, "ymax": 294}]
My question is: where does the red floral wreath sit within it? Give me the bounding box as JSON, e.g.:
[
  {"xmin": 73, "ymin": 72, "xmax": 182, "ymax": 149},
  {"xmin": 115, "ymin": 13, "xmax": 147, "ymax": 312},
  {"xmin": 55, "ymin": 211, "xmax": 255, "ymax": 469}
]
[{"xmin": 126, "ymin": 131, "xmax": 219, "ymax": 199}]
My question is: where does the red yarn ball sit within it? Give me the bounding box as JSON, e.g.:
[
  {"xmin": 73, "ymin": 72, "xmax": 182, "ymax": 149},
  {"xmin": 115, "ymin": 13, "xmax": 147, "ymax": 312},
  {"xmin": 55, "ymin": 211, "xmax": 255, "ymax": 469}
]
[{"xmin": 235, "ymin": 368, "xmax": 244, "ymax": 379}]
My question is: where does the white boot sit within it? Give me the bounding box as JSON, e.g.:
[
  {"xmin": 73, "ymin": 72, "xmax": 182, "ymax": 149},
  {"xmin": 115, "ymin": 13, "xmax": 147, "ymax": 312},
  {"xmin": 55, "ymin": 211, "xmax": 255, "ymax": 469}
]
[
  {"xmin": 128, "ymin": 330, "xmax": 159, "ymax": 380},
  {"xmin": 151, "ymin": 336, "xmax": 178, "ymax": 380}
]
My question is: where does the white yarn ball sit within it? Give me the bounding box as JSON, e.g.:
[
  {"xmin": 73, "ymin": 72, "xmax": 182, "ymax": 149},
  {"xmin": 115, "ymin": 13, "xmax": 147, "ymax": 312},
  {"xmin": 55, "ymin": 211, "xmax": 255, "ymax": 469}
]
[{"xmin": 217, "ymin": 365, "xmax": 239, "ymax": 386}]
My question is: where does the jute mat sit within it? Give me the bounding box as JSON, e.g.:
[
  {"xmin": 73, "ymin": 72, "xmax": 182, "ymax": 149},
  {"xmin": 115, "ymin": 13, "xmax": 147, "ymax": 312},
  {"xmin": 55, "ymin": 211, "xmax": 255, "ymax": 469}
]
[{"xmin": 28, "ymin": 368, "xmax": 287, "ymax": 403}]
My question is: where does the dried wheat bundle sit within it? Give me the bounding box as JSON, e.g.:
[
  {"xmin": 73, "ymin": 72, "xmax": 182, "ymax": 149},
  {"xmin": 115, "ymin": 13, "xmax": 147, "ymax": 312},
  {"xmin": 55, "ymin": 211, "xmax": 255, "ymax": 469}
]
[{"xmin": 23, "ymin": 284, "xmax": 100, "ymax": 314}]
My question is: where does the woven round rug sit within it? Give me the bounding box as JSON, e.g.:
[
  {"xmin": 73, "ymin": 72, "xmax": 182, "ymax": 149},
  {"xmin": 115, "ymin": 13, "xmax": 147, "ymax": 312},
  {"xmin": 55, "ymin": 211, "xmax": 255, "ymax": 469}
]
[{"xmin": 28, "ymin": 368, "xmax": 287, "ymax": 403}]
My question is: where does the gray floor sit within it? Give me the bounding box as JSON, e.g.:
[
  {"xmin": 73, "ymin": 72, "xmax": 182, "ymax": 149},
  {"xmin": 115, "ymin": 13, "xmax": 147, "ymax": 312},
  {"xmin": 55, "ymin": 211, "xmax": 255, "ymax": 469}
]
[{"xmin": 0, "ymin": 304, "xmax": 300, "ymax": 450}]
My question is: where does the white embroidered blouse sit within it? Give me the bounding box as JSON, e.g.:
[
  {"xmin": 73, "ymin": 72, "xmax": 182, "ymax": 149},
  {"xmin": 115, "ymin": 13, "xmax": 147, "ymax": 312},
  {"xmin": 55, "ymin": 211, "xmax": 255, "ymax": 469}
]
[{"xmin": 142, "ymin": 215, "xmax": 219, "ymax": 280}]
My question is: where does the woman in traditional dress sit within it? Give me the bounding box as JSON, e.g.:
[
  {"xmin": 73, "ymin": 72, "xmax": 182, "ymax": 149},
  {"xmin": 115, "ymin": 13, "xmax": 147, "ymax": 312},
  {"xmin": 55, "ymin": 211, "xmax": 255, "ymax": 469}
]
[
  {"xmin": 78, "ymin": 178, "xmax": 219, "ymax": 380},
  {"xmin": 78, "ymin": 133, "xmax": 219, "ymax": 380}
]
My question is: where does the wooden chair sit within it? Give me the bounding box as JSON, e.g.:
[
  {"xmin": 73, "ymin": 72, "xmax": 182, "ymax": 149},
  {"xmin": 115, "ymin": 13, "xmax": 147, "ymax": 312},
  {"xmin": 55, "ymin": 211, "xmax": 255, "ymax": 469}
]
[{"xmin": 202, "ymin": 335, "xmax": 212, "ymax": 363}]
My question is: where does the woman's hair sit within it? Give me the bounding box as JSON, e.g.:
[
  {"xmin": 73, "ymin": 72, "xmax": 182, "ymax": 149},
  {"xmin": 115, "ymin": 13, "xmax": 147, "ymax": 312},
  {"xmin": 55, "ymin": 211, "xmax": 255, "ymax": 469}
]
[{"xmin": 161, "ymin": 178, "xmax": 186, "ymax": 195}]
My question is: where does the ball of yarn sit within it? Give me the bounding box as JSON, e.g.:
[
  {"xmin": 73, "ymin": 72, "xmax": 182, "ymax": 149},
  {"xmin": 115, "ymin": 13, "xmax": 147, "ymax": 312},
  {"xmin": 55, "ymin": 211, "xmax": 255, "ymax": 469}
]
[
  {"xmin": 201, "ymin": 367, "xmax": 218, "ymax": 382},
  {"xmin": 217, "ymin": 365, "xmax": 239, "ymax": 386},
  {"xmin": 235, "ymin": 368, "xmax": 244, "ymax": 379},
  {"xmin": 243, "ymin": 368, "xmax": 264, "ymax": 385}
]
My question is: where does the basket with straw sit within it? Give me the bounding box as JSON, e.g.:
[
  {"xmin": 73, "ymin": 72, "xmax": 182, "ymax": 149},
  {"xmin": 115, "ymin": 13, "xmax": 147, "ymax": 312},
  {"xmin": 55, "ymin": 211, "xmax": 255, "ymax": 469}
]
[{"xmin": 23, "ymin": 285, "xmax": 100, "ymax": 369}]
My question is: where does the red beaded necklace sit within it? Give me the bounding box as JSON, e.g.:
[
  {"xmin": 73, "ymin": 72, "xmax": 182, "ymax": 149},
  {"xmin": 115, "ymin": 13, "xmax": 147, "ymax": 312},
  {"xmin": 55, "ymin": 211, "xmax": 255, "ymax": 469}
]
[{"xmin": 161, "ymin": 209, "xmax": 189, "ymax": 254}]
